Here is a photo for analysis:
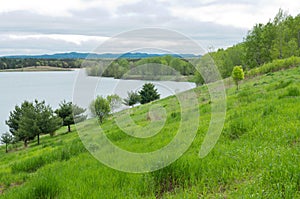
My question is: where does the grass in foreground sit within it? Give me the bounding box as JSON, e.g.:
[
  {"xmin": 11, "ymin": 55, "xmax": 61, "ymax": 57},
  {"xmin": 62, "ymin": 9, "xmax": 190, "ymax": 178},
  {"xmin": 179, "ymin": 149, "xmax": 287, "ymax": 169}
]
[{"xmin": 0, "ymin": 67, "xmax": 300, "ymax": 198}]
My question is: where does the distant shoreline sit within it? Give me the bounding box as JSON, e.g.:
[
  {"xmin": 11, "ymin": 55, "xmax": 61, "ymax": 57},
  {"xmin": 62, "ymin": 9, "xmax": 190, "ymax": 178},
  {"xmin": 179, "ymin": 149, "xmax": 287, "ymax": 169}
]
[{"xmin": 0, "ymin": 66, "xmax": 77, "ymax": 72}]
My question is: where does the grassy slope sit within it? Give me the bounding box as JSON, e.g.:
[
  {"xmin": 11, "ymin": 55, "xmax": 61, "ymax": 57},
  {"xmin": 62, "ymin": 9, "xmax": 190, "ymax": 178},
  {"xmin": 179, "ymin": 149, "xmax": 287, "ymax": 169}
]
[{"xmin": 0, "ymin": 67, "xmax": 300, "ymax": 198}]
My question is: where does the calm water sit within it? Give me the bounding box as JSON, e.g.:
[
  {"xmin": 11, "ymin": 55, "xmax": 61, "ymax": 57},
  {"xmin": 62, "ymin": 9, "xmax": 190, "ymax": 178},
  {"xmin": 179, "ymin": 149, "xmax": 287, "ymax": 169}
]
[{"xmin": 0, "ymin": 70, "xmax": 195, "ymax": 135}]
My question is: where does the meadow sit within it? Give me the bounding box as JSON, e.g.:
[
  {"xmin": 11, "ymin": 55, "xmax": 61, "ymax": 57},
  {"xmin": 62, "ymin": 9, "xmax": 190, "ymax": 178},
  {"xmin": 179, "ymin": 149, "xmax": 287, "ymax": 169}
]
[{"xmin": 0, "ymin": 66, "xmax": 300, "ymax": 198}]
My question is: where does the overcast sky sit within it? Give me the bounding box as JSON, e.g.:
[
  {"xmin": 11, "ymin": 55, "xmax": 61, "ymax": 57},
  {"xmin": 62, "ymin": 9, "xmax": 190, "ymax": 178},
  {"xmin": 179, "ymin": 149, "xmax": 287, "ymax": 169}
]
[{"xmin": 0, "ymin": 0, "xmax": 299, "ymax": 56}]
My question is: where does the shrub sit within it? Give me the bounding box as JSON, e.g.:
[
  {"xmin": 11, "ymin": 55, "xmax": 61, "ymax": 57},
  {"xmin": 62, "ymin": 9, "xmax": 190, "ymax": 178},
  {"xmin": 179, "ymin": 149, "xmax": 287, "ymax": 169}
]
[
  {"xmin": 279, "ymin": 86, "xmax": 300, "ymax": 99},
  {"xmin": 286, "ymin": 87, "xmax": 300, "ymax": 97},
  {"xmin": 170, "ymin": 112, "xmax": 180, "ymax": 119},
  {"xmin": 225, "ymin": 119, "xmax": 249, "ymax": 140},
  {"xmin": 247, "ymin": 56, "xmax": 300, "ymax": 77},
  {"xmin": 30, "ymin": 178, "xmax": 60, "ymax": 199},
  {"xmin": 11, "ymin": 139, "xmax": 86, "ymax": 173},
  {"xmin": 275, "ymin": 80, "xmax": 293, "ymax": 90},
  {"xmin": 262, "ymin": 105, "xmax": 277, "ymax": 117},
  {"xmin": 11, "ymin": 156, "xmax": 45, "ymax": 173},
  {"xmin": 19, "ymin": 172, "xmax": 60, "ymax": 199},
  {"xmin": 232, "ymin": 66, "xmax": 244, "ymax": 90}
]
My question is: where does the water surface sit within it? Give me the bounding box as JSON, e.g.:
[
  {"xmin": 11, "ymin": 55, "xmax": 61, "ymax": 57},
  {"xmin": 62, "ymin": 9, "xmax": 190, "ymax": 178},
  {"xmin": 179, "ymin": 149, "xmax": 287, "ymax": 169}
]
[{"xmin": 0, "ymin": 70, "xmax": 195, "ymax": 134}]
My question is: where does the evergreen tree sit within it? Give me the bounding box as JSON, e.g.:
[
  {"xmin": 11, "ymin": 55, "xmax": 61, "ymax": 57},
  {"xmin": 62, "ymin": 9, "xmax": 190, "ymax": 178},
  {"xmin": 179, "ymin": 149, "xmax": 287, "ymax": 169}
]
[
  {"xmin": 139, "ymin": 83, "xmax": 160, "ymax": 104},
  {"xmin": 56, "ymin": 101, "xmax": 86, "ymax": 132},
  {"xmin": 6, "ymin": 100, "xmax": 61, "ymax": 147}
]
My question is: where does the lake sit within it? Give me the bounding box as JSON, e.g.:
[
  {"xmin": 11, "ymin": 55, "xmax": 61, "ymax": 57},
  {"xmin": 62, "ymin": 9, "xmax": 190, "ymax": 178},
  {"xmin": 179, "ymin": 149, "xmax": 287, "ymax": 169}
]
[{"xmin": 0, "ymin": 70, "xmax": 195, "ymax": 135}]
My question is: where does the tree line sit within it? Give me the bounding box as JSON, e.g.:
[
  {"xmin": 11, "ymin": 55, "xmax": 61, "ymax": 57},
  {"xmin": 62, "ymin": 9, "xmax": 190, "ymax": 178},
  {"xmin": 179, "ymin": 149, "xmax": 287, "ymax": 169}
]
[
  {"xmin": 85, "ymin": 56, "xmax": 195, "ymax": 79},
  {"xmin": 205, "ymin": 9, "xmax": 300, "ymax": 80},
  {"xmin": 1, "ymin": 100, "xmax": 86, "ymax": 149},
  {"xmin": 0, "ymin": 58, "xmax": 83, "ymax": 70}
]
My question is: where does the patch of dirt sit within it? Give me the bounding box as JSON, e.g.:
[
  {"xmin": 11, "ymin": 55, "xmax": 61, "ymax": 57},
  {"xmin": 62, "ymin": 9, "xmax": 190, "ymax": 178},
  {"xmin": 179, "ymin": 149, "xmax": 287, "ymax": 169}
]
[
  {"xmin": 0, "ymin": 182, "xmax": 23, "ymax": 195},
  {"xmin": 291, "ymin": 137, "xmax": 300, "ymax": 146},
  {"xmin": 0, "ymin": 185, "xmax": 4, "ymax": 195},
  {"xmin": 155, "ymin": 178, "xmax": 179, "ymax": 199}
]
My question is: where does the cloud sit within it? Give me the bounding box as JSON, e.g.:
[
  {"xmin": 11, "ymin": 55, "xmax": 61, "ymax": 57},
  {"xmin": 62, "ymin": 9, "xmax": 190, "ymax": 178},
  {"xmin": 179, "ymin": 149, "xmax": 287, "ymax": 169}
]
[
  {"xmin": 7, "ymin": 34, "xmax": 108, "ymax": 46},
  {"xmin": 0, "ymin": 0, "xmax": 298, "ymax": 55},
  {"xmin": 0, "ymin": 33, "xmax": 109, "ymax": 55},
  {"xmin": 166, "ymin": 0, "xmax": 300, "ymax": 29},
  {"xmin": 0, "ymin": 0, "xmax": 140, "ymax": 17}
]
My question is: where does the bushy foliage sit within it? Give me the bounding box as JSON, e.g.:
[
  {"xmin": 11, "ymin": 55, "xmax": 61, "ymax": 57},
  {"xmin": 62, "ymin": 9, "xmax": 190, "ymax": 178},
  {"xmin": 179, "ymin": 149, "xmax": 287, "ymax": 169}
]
[
  {"xmin": 0, "ymin": 58, "xmax": 82, "ymax": 70},
  {"xmin": 123, "ymin": 91, "xmax": 141, "ymax": 107},
  {"xmin": 6, "ymin": 100, "xmax": 61, "ymax": 147},
  {"xmin": 0, "ymin": 132, "xmax": 13, "ymax": 153},
  {"xmin": 195, "ymin": 9, "xmax": 300, "ymax": 79},
  {"xmin": 86, "ymin": 56, "xmax": 195, "ymax": 79},
  {"xmin": 106, "ymin": 94, "xmax": 122, "ymax": 112},
  {"xmin": 90, "ymin": 96, "xmax": 111, "ymax": 123},
  {"xmin": 232, "ymin": 66, "xmax": 245, "ymax": 90},
  {"xmin": 279, "ymin": 86, "xmax": 300, "ymax": 99},
  {"xmin": 247, "ymin": 56, "xmax": 300, "ymax": 77}
]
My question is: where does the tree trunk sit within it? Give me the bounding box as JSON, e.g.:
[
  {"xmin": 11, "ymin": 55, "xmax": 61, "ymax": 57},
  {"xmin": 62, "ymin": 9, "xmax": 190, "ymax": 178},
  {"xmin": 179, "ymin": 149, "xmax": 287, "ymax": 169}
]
[
  {"xmin": 5, "ymin": 143, "xmax": 8, "ymax": 153},
  {"xmin": 68, "ymin": 125, "xmax": 71, "ymax": 132},
  {"xmin": 24, "ymin": 139, "xmax": 28, "ymax": 147},
  {"xmin": 37, "ymin": 134, "xmax": 40, "ymax": 145}
]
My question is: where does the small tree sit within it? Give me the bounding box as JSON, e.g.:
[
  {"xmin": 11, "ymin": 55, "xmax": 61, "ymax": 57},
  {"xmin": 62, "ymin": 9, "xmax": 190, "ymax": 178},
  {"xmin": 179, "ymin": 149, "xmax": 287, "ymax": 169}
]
[
  {"xmin": 73, "ymin": 104, "xmax": 87, "ymax": 124},
  {"xmin": 232, "ymin": 66, "xmax": 244, "ymax": 90},
  {"xmin": 123, "ymin": 91, "xmax": 141, "ymax": 107},
  {"xmin": 6, "ymin": 101, "xmax": 36, "ymax": 147},
  {"xmin": 106, "ymin": 94, "xmax": 122, "ymax": 112},
  {"xmin": 6, "ymin": 101, "xmax": 32, "ymax": 139},
  {"xmin": 18, "ymin": 103, "xmax": 38, "ymax": 147},
  {"xmin": 56, "ymin": 101, "xmax": 86, "ymax": 132},
  {"xmin": 139, "ymin": 83, "xmax": 160, "ymax": 104},
  {"xmin": 34, "ymin": 100, "xmax": 62, "ymax": 142},
  {"xmin": 194, "ymin": 71, "xmax": 205, "ymax": 86},
  {"xmin": 0, "ymin": 132, "xmax": 13, "ymax": 153},
  {"xmin": 90, "ymin": 96, "xmax": 110, "ymax": 123}
]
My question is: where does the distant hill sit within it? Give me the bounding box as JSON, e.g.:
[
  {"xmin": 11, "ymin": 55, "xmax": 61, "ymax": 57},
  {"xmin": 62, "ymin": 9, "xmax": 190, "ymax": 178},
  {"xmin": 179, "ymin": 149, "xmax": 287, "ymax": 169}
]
[{"xmin": 2, "ymin": 52, "xmax": 201, "ymax": 59}]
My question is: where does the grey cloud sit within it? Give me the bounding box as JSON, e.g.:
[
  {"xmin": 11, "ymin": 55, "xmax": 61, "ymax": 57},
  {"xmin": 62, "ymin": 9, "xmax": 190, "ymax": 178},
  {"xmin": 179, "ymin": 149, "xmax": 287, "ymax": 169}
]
[
  {"xmin": 117, "ymin": 0, "xmax": 171, "ymax": 18},
  {"xmin": 165, "ymin": 0, "xmax": 254, "ymax": 7},
  {"xmin": 0, "ymin": 0, "xmax": 248, "ymax": 55},
  {"xmin": 0, "ymin": 36, "xmax": 101, "ymax": 55}
]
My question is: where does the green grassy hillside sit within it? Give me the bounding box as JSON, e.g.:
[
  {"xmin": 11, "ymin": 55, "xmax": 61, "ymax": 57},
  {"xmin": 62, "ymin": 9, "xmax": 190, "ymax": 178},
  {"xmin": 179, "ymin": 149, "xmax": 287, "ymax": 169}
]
[{"xmin": 1, "ymin": 66, "xmax": 300, "ymax": 198}]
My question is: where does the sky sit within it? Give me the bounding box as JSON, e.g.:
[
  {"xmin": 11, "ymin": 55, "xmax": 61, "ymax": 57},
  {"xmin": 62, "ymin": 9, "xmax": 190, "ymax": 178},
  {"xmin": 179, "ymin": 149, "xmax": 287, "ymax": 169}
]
[{"xmin": 0, "ymin": 0, "xmax": 299, "ymax": 56}]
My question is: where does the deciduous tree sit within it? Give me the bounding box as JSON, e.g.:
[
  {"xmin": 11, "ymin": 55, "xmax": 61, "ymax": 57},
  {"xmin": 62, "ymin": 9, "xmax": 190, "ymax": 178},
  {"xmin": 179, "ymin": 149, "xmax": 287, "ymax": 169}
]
[
  {"xmin": 232, "ymin": 66, "xmax": 245, "ymax": 90},
  {"xmin": 90, "ymin": 96, "xmax": 110, "ymax": 123},
  {"xmin": 0, "ymin": 132, "xmax": 13, "ymax": 153}
]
